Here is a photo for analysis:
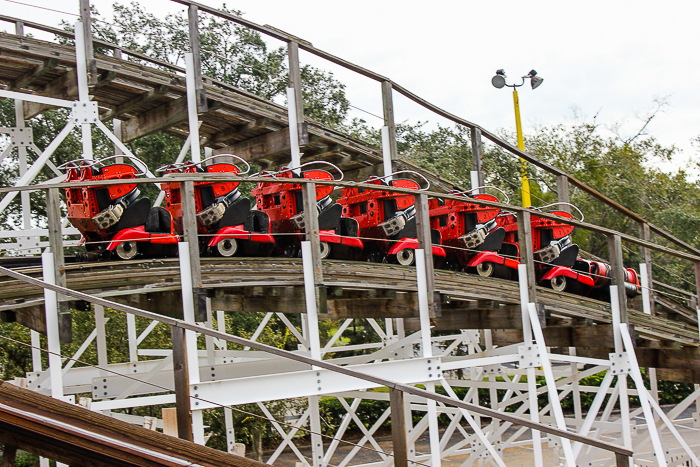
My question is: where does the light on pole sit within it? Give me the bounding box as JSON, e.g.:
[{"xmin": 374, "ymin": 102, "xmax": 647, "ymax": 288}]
[{"xmin": 492, "ymin": 69, "xmax": 543, "ymax": 207}]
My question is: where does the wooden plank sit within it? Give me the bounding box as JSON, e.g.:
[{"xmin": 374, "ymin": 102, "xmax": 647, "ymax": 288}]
[
  {"xmin": 212, "ymin": 124, "xmax": 308, "ymax": 161},
  {"xmin": 0, "ymin": 381, "xmax": 267, "ymax": 467},
  {"xmin": 161, "ymin": 407, "xmax": 178, "ymax": 437},
  {"xmin": 655, "ymin": 368, "xmax": 700, "ymax": 384},
  {"xmin": 170, "ymin": 325, "xmax": 193, "ymax": 442},
  {"xmin": 9, "ymin": 57, "xmax": 58, "ymax": 90},
  {"xmin": 100, "ymin": 84, "xmax": 169, "ymax": 121},
  {"xmin": 389, "ymin": 388, "xmax": 408, "ymax": 467}
]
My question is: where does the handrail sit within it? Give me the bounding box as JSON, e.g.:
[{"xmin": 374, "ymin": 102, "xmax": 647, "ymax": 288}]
[
  {"xmin": 2, "ymin": 175, "xmax": 698, "ymax": 263},
  {"xmin": 1, "ymin": 7, "xmax": 698, "ymax": 258},
  {"xmin": 0, "ymin": 263, "xmax": 634, "ymax": 459}
]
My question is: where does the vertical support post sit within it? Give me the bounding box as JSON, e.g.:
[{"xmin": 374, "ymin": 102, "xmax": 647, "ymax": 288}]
[
  {"xmin": 288, "ymin": 41, "xmax": 304, "ymax": 141},
  {"xmin": 127, "ymin": 313, "xmax": 138, "ymax": 362},
  {"xmin": 30, "ymin": 330, "xmax": 42, "ymax": 372},
  {"xmin": 415, "ymin": 250, "xmax": 442, "ymax": 467},
  {"xmin": 556, "ymin": 174, "xmax": 570, "ymax": 213},
  {"xmin": 170, "ymin": 324, "xmax": 193, "ymax": 442},
  {"xmin": 178, "ymin": 241, "xmax": 204, "ymax": 444},
  {"xmin": 187, "ymin": 4, "xmax": 207, "ymax": 113},
  {"xmin": 94, "ymin": 305, "xmax": 108, "ymax": 373},
  {"xmin": 390, "ymin": 388, "xmax": 409, "ymax": 467},
  {"xmin": 41, "ymin": 252, "xmax": 63, "ymax": 399},
  {"xmin": 13, "ymin": 22, "xmax": 31, "ymax": 231},
  {"xmin": 46, "ymin": 188, "xmax": 68, "ymax": 331},
  {"xmin": 79, "ymin": 0, "xmax": 97, "ymax": 85},
  {"xmin": 381, "ymin": 81, "xmax": 398, "ymax": 171},
  {"xmin": 185, "ymin": 54, "xmax": 202, "ymax": 163},
  {"xmin": 517, "ymin": 211, "xmax": 538, "ymax": 305},
  {"xmin": 180, "ymin": 181, "xmax": 205, "ymax": 320},
  {"xmin": 73, "ymin": 19, "xmax": 93, "ymax": 160},
  {"xmin": 225, "ymin": 407, "xmax": 235, "ymax": 453},
  {"xmin": 112, "ymin": 119, "xmax": 124, "ymax": 163},
  {"xmin": 302, "ymin": 182, "xmax": 323, "ymax": 284},
  {"xmin": 2, "ymin": 445, "xmax": 17, "ymax": 466},
  {"xmin": 639, "ymin": 223, "xmax": 654, "ymax": 312},
  {"xmin": 470, "ymin": 127, "xmax": 484, "ymax": 190},
  {"xmin": 607, "ymin": 234, "xmax": 628, "ymax": 323},
  {"xmin": 414, "ymin": 193, "xmax": 437, "ymax": 316}
]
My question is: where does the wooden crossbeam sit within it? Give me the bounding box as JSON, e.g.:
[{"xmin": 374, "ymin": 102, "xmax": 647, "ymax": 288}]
[
  {"xmin": 212, "ymin": 123, "xmax": 309, "ymax": 161},
  {"xmin": 208, "ymin": 117, "xmax": 276, "ymax": 147},
  {"xmin": 121, "ymin": 96, "xmax": 221, "ymax": 142},
  {"xmin": 10, "ymin": 57, "xmax": 58, "ymax": 90},
  {"xmin": 23, "ymin": 69, "xmax": 78, "ymax": 119},
  {"xmin": 100, "ymin": 84, "xmax": 170, "ymax": 121}
]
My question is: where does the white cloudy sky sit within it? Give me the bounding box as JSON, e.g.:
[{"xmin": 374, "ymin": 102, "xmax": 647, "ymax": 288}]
[{"xmin": 3, "ymin": 0, "xmax": 699, "ymax": 171}]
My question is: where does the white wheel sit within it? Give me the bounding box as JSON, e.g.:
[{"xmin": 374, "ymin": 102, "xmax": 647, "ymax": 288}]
[
  {"xmin": 551, "ymin": 275, "xmax": 567, "ymax": 292},
  {"xmin": 319, "ymin": 241, "xmax": 331, "ymax": 259},
  {"xmin": 396, "ymin": 248, "xmax": 415, "ymax": 266},
  {"xmin": 476, "ymin": 261, "xmax": 495, "ymax": 277},
  {"xmin": 115, "ymin": 241, "xmax": 138, "ymax": 260},
  {"xmin": 217, "ymin": 238, "xmax": 238, "ymax": 257}
]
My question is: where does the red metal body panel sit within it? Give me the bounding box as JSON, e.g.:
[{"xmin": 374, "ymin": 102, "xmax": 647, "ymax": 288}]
[{"xmin": 207, "ymin": 225, "xmax": 275, "ymax": 247}]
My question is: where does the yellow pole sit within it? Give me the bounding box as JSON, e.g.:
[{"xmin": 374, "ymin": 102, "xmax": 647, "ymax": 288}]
[{"xmin": 513, "ymin": 89, "xmax": 531, "ymax": 207}]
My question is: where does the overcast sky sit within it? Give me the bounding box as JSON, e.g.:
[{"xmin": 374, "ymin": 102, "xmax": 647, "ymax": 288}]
[{"xmin": 3, "ymin": 0, "xmax": 699, "ymax": 172}]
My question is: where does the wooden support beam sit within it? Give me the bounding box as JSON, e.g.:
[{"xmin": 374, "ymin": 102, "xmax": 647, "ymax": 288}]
[
  {"xmin": 79, "ymin": 0, "xmax": 98, "ymax": 86},
  {"xmin": 414, "ymin": 193, "xmax": 438, "ymax": 317},
  {"xmin": 607, "ymin": 234, "xmax": 628, "ymax": 323},
  {"xmin": 577, "ymin": 346, "xmax": 700, "ymax": 372},
  {"xmin": 180, "ymin": 181, "xmax": 206, "ymax": 322},
  {"xmin": 389, "ymin": 388, "xmax": 408, "ymax": 467},
  {"xmin": 187, "ymin": 4, "xmax": 207, "ymax": 113},
  {"xmin": 100, "ymin": 85, "xmax": 170, "ymax": 121},
  {"xmin": 121, "ymin": 96, "xmax": 220, "ymax": 143},
  {"xmin": 302, "ymin": 181, "xmax": 323, "ymax": 284},
  {"xmin": 46, "ymin": 188, "xmax": 71, "ymax": 344},
  {"xmin": 517, "ymin": 210, "xmax": 539, "ymax": 318},
  {"xmin": 556, "ymin": 174, "xmax": 570, "ymax": 213},
  {"xmin": 10, "ymin": 58, "xmax": 58, "ymax": 91},
  {"xmin": 212, "ymin": 124, "xmax": 308, "ymax": 161},
  {"xmin": 1, "ymin": 444, "xmax": 17, "ymax": 467},
  {"xmin": 287, "ymin": 41, "xmax": 304, "ymax": 140},
  {"xmin": 470, "ymin": 127, "xmax": 484, "ymax": 187},
  {"xmin": 208, "ymin": 117, "xmax": 275, "ymax": 146},
  {"xmin": 484, "ymin": 325, "xmax": 618, "ymax": 348},
  {"xmin": 94, "ymin": 70, "xmax": 117, "ymax": 89},
  {"xmin": 0, "ymin": 305, "xmax": 70, "ymax": 340},
  {"xmin": 655, "ymin": 368, "xmax": 700, "ymax": 384},
  {"xmin": 381, "ymin": 80, "xmax": 398, "ymax": 164},
  {"xmin": 170, "ymin": 325, "xmax": 193, "ymax": 442},
  {"xmin": 23, "ymin": 69, "xmax": 78, "ymax": 119}
]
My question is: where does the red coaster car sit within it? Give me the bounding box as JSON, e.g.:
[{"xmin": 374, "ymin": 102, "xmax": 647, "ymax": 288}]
[
  {"xmin": 429, "ymin": 187, "xmax": 508, "ymax": 271},
  {"xmin": 249, "ymin": 162, "xmax": 363, "ymax": 259},
  {"xmin": 61, "ymin": 156, "xmax": 178, "ymax": 261},
  {"xmin": 467, "ymin": 203, "xmax": 593, "ymax": 287},
  {"xmin": 157, "ymin": 154, "xmax": 275, "ymax": 257},
  {"xmin": 337, "ymin": 171, "xmax": 446, "ymax": 266}
]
